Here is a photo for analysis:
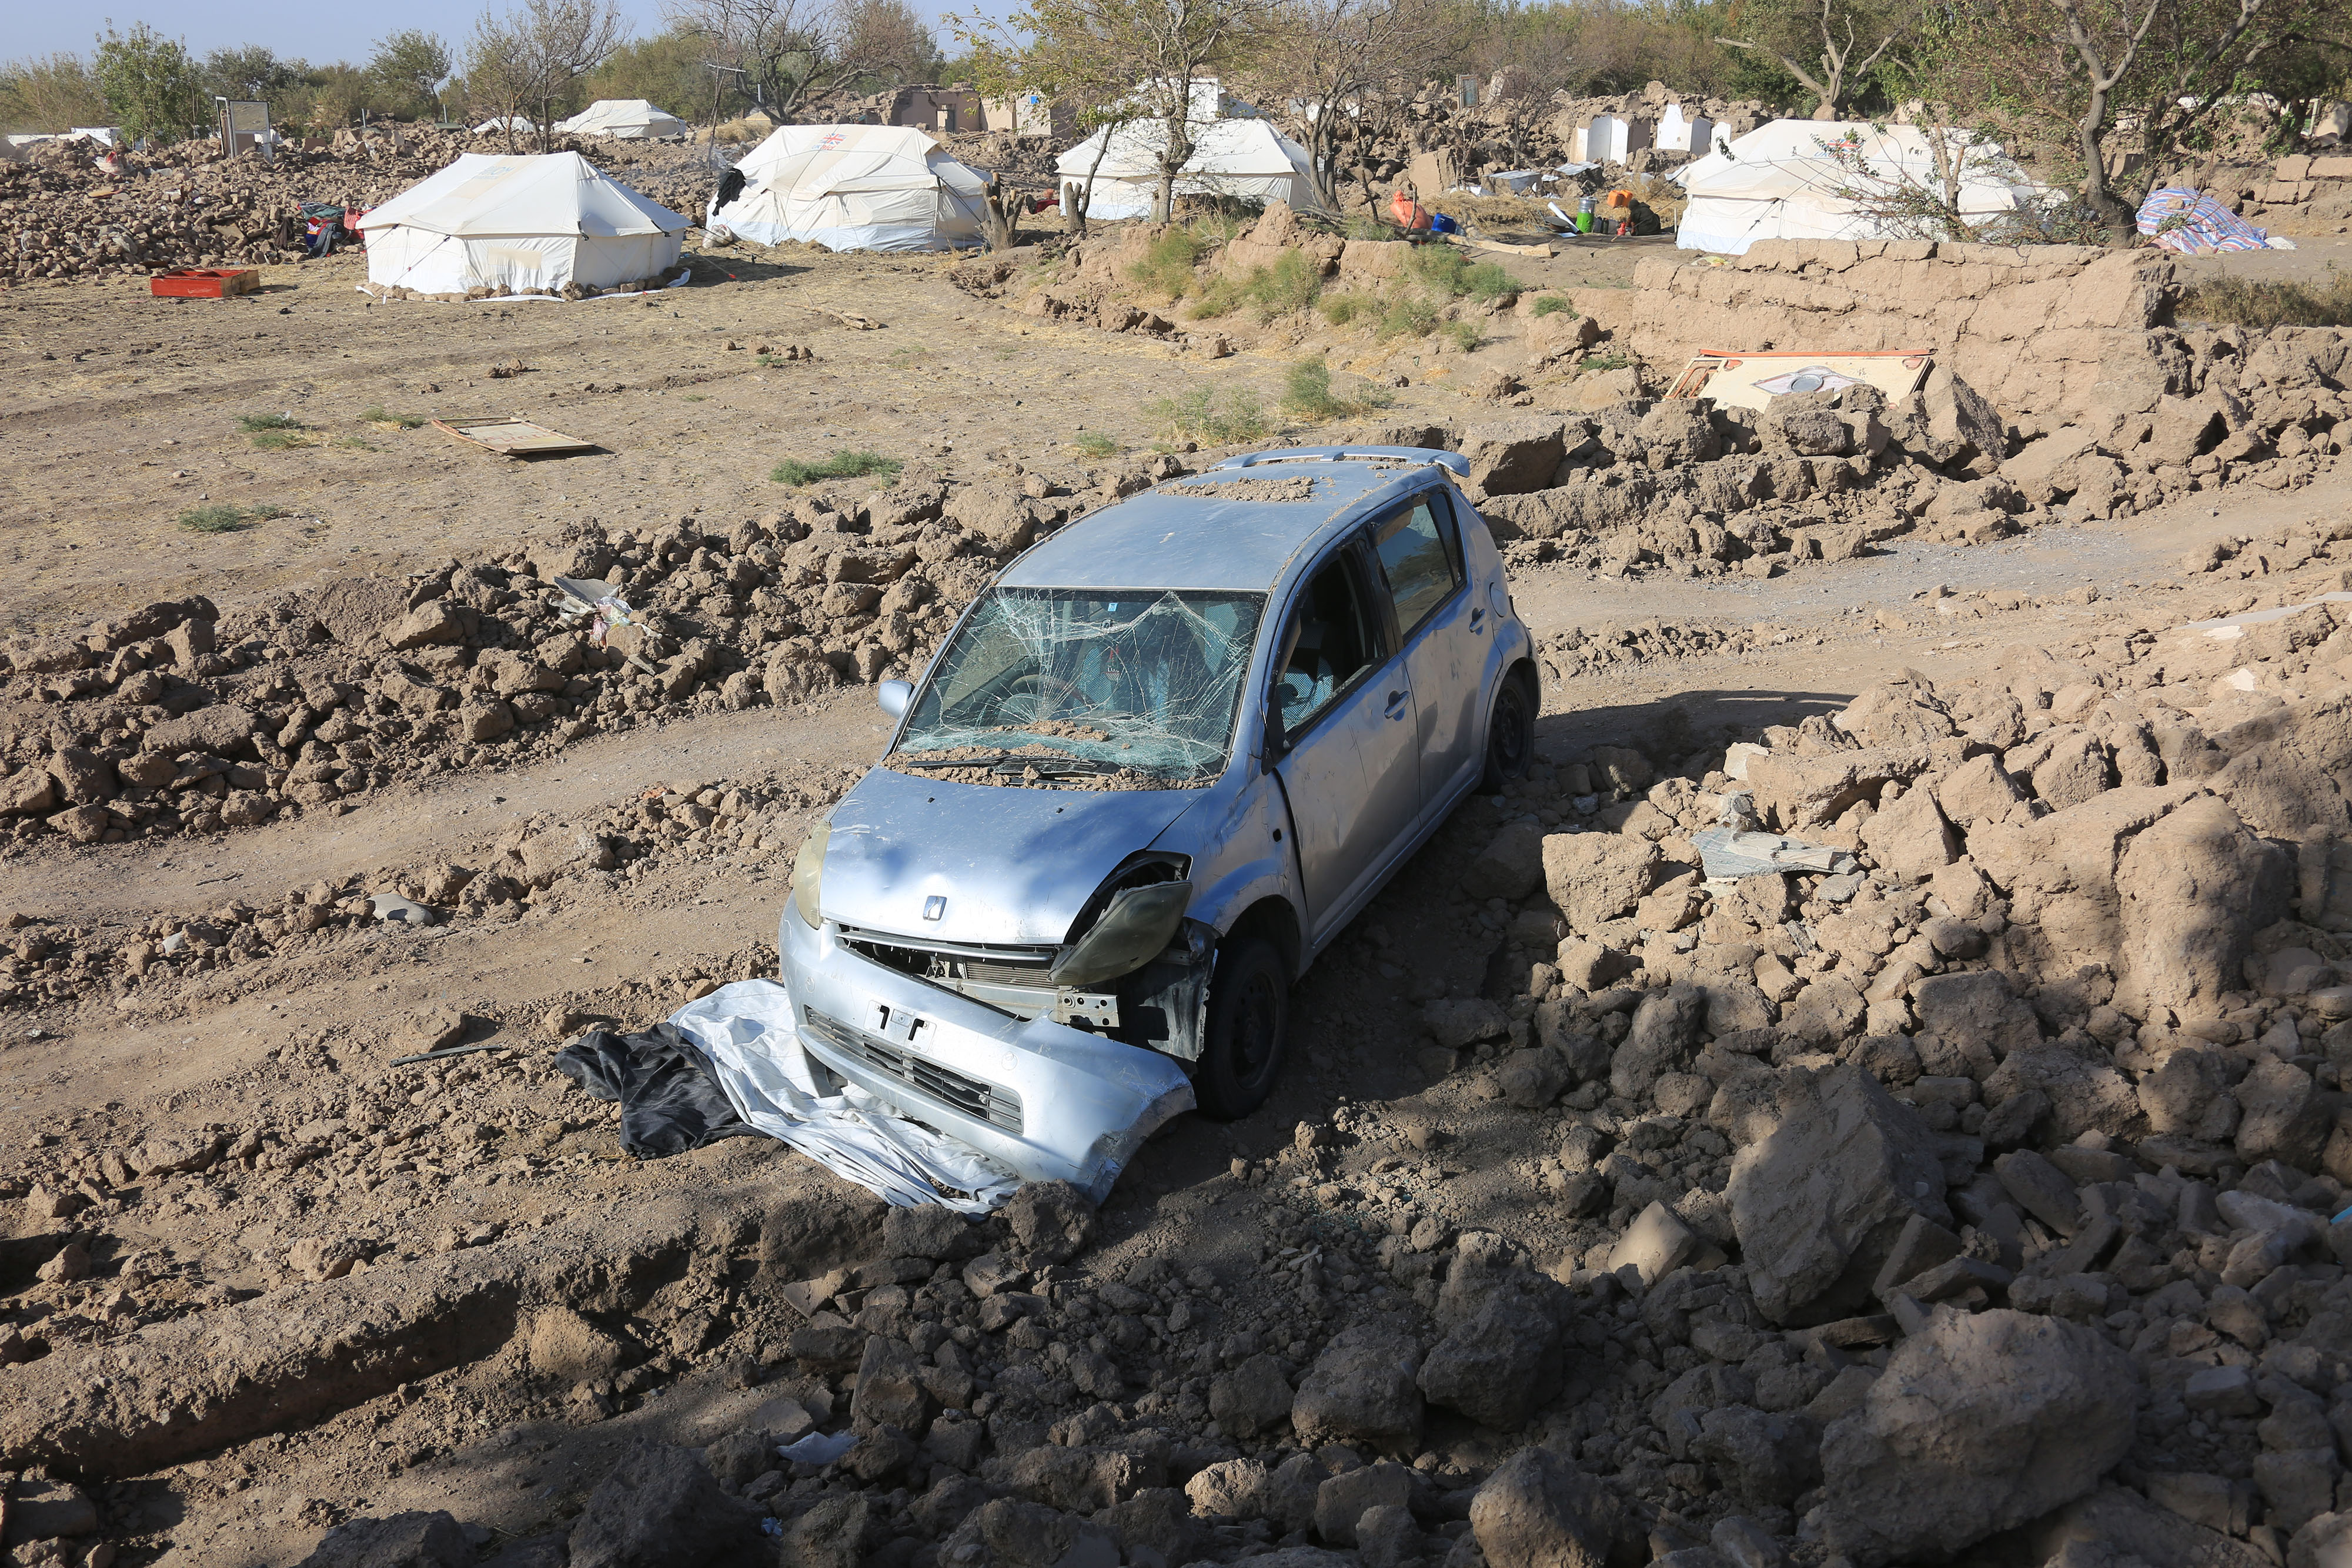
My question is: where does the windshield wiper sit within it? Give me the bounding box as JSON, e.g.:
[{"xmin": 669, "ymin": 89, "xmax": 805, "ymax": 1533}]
[
  {"xmin": 893, "ymin": 754, "xmax": 1021, "ymax": 770},
  {"xmin": 993, "ymin": 757, "xmax": 1120, "ymax": 777}
]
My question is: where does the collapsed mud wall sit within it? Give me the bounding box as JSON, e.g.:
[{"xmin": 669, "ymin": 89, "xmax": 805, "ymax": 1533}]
[{"xmin": 1580, "ymin": 241, "xmax": 2178, "ymax": 430}]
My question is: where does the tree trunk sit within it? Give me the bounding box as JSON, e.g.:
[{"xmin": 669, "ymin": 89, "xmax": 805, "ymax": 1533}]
[
  {"xmin": 1154, "ymin": 169, "xmax": 1177, "ymax": 223},
  {"xmin": 2077, "ymin": 84, "xmax": 2125, "ymax": 236}
]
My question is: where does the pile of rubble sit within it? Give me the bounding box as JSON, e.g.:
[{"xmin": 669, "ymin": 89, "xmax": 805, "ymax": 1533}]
[
  {"xmin": 0, "ymin": 122, "xmax": 720, "ymax": 286},
  {"xmin": 18, "ymin": 513, "xmax": 2352, "ymax": 1568},
  {"xmin": 0, "ymin": 458, "xmax": 1161, "ymax": 860},
  {"xmin": 0, "ymin": 756, "xmax": 858, "ymax": 1018}
]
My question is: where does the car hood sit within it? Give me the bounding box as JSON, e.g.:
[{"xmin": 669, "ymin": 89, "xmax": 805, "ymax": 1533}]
[{"xmin": 817, "ymin": 765, "xmax": 1203, "ymax": 946}]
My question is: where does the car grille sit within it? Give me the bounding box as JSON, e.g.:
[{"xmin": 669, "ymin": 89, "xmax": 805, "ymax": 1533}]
[{"xmin": 800, "ymin": 1005, "xmax": 1024, "ymax": 1133}]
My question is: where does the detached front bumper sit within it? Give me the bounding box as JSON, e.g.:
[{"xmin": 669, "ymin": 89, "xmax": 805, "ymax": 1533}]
[{"xmin": 777, "ymin": 911, "xmax": 1196, "ymax": 1203}]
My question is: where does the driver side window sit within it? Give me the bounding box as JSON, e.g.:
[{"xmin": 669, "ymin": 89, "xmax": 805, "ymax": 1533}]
[{"xmin": 1272, "ymin": 554, "xmax": 1374, "ymax": 738}]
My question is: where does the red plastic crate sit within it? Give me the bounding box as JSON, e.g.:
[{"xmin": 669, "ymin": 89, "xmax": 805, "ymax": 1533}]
[{"xmin": 151, "ymin": 268, "xmax": 260, "ymax": 299}]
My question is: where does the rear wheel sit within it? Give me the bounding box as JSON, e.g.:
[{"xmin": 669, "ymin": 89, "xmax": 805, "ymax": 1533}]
[
  {"xmin": 1479, "ymin": 673, "xmax": 1534, "ymax": 792},
  {"xmin": 1194, "ymin": 938, "xmax": 1289, "ymax": 1119}
]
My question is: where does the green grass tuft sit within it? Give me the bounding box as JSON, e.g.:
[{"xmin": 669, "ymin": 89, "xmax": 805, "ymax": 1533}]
[
  {"xmin": 1529, "ymin": 294, "xmax": 1575, "ymax": 318},
  {"xmin": 1125, "ymin": 228, "xmax": 1211, "ymax": 299},
  {"xmin": 1318, "ymin": 292, "xmax": 1374, "ymax": 326},
  {"xmin": 332, "ymin": 436, "xmax": 377, "ymax": 450},
  {"xmin": 1282, "ymin": 358, "xmax": 1394, "ymax": 422},
  {"xmin": 249, "ymin": 429, "xmax": 310, "ymax": 450},
  {"xmin": 1142, "ymin": 386, "xmax": 1268, "ymax": 446},
  {"xmin": 1376, "ymin": 294, "xmax": 1442, "ymax": 341},
  {"xmin": 178, "ymin": 504, "xmax": 284, "ymax": 534},
  {"xmin": 1073, "ymin": 431, "xmax": 1118, "ymax": 458},
  {"xmin": 770, "ymin": 449, "xmax": 903, "ymax": 486},
  {"xmin": 360, "ymin": 406, "xmax": 427, "ymax": 428},
  {"xmin": 1446, "ymin": 320, "xmax": 1484, "ymax": 353},
  {"xmin": 236, "ymin": 412, "xmax": 305, "ymax": 432},
  {"xmin": 2178, "ymin": 267, "xmax": 2352, "ymax": 329}
]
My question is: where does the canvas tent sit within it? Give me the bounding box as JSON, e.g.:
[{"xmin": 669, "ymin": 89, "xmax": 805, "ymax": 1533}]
[
  {"xmin": 1673, "ymin": 121, "xmax": 2044, "ymax": 255},
  {"xmin": 357, "ymin": 152, "xmax": 687, "ymax": 298},
  {"xmin": 474, "ymin": 115, "xmax": 533, "ymax": 135},
  {"xmin": 1057, "ymin": 118, "xmax": 1322, "ymax": 220},
  {"xmin": 556, "ymin": 99, "xmax": 691, "ymax": 139},
  {"xmin": 711, "ymin": 125, "xmax": 987, "ymax": 252}
]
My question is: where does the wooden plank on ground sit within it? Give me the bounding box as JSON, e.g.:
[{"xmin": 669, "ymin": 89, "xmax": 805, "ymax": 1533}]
[{"xmin": 430, "ymin": 415, "xmax": 600, "ymax": 457}]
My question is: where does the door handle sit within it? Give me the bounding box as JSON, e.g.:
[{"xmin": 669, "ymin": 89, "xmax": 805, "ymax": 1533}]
[
  {"xmin": 1384, "ymin": 690, "xmax": 1408, "ymax": 718},
  {"xmin": 1469, "ymin": 606, "xmax": 1488, "ymax": 632}
]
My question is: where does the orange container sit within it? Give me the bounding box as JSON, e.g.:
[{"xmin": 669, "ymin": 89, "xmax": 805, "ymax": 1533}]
[{"xmin": 151, "ymin": 268, "xmax": 260, "ymax": 298}]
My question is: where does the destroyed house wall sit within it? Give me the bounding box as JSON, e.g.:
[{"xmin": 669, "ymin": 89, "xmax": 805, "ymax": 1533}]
[{"xmin": 1589, "ymin": 240, "xmax": 2180, "ymax": 427}]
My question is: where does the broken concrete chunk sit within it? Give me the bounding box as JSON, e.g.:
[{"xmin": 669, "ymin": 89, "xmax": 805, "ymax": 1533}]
[{"xmin": 1820, "ymin": 1308, "xmax": 2140, "ymax": 1563}]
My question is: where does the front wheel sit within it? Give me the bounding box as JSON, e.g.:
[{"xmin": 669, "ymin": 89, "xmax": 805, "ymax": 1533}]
[
  {"xmin": 1479, "ymin": 673, "xmax": 1534, "ymax": 792},
  {"xmin": 1193, "ymin": 938, "xmax": 1289, "ymax": 1119}
]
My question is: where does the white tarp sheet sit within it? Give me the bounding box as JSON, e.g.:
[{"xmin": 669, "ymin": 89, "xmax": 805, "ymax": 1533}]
[
  {"xmin": 1058, "ymin": 117, "xmax": 1324, "ymax": 219},
  {"xmin": 713, "ymin": 123, "xmax": 987, "ymax": 252},
  {"xmin": 666, "ymin": 979, "xmax": 1020, "ymax": 1213},
  {"xmin": 358, "ymin": 152, "xmax": 686, "ymax": 296},
  {"xmin": 557, "ymin": 99, "xmax": 691, "ymax": 139},
  {"xmin": 1672, "ymin": 121, "xmax": 2045, "ymax": 255}
]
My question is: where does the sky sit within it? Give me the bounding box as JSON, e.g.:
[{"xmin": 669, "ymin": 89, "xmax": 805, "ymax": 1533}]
[{"xmin": 1, "ymin": 0, "xmax": 1012, "ymax": 70}]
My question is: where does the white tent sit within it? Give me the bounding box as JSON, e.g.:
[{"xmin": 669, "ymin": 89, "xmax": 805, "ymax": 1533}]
[
  {"xmin": 1057, "ymin": 118, "xmax": 1322, "ymax": 220},
  {"xmin": 556, "ymin": 99, "xmax": 691, "ymax": 139},
  {"xmin": 473, "ymin": 115, "xmax": 533, "ymax": 135},
  {"xmin": 357, "ymin": 152, "xmax": 687, "ymax": 297},
  {"xmin": 1673, "ymin": 121, "xmax": 2044, "ymax": 255},
  {"xmin": 712, "ymin": 125, "xmax": 987, "ymax": 252}
]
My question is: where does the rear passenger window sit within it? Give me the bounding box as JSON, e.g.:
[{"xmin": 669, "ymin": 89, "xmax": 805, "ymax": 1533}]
[{"xmin": 1370, "ymin": 496, "xmax": 1462, "ymax": 639}]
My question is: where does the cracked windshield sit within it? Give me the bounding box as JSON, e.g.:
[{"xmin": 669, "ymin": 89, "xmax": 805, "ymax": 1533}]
[{"xmin": 891, "ymin": 588, "xmax": 1267, "ymax": 783}]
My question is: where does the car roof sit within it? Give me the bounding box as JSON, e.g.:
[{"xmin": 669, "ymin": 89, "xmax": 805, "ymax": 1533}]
[{"xmin": 995, "ymin": 453, "xmax": 1451, "ymax": 594}]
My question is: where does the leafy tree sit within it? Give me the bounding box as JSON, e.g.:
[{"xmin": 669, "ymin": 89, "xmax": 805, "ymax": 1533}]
[
  {"xmin": 0, "ymin": 54, "xmax": 109, "ymax": 133},
  {"xmin": 1715, "ymin": 0, "xmax": 1918, "ymax": 118},
  {"xmin": 92, "ymin": 24, "xmax": 205, "ymax": 145},
  {"xmin": 202, "ymin": 45, "xmax": 309, "ymax": 101},
  {"xmin": 370, "ymin": 29, "xmax": 456, "ymax": 118}
]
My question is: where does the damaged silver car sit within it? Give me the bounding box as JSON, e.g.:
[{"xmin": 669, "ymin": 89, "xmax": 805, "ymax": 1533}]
[{"xmin": 779, "ymin": 447, "xmax": 1538, "ymax": 1199}]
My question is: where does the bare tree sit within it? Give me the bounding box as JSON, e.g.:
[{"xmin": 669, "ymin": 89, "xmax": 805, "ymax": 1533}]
[
  {"xmin": 1228, "ymin": 0, "xmax": 1457, "ymax": 212},
  {"xmin": 664, "ymin": 0, "xmax": 933, "ymax": 121},
  {"xmin": 469, "ymin": 0, "xmax": 627, "ymax": 149},
  {"xmin": 953, "ymin": 6, "xmax": 1139, "ymax": 236},
  {"xmin": 1717, "ymin": 0, "xmax": 1912, "ymax": 118}
]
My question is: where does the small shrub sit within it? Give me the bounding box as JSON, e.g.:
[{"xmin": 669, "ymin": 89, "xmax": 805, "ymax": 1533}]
[
  {"xmin": 1347, "ymin": 212, "xmax": 1392, "ymax": 240},
  {"xmin": 1187, "ymin": 274, "xmax": 1243, "ymax": 320},
  {"xmin": 178, "ymin": 504, "xmax": 284, "ymax": 534},
  {"xmin": 236, "ymin": 412, "xmax": 304, "ymax": 432},
  {"xmin": 360, "ymin": 406, "xmax": 427, "ymax": 428},
  {"xmin": 1377, "ymin": 294, "xmax": 1442, "ymax": 341},
  {"xmin": 1529, "ymin": 294, "xmax": 1574, "ymax": 318},
  {"xmin": 249, "ymin": 429, "xmax": 309, "ymax": 450},
  {"xmin": 1581, "ymin": 350, "xmax": 1633, "ymax": 373},
  {"xmin": 771, "ymin": 450, "xmax": 903, "ymax": 486},
  {"xmin": 1125, "ymin": 229, "xmax": 1208, "ymax": 299},
  {"xmin": 1245, "ymin": 249, "xmax": 1323, "ymax": 320},
  {"xmin": 1142, "ymin": 386, "xmax": 1267, "ymax": 445},
  {"xmin": 1446, "ymin": 320, "xmax": 1483, "ymax": 353},
  {"xmin": 1460, "ymin": 260, "xmax": 1521, "ymax": 304},
  {"xmin": 1074, "ymin": 431, "xmax": 1118, "ymax": 457},
  {"xmin": 332, "ymin": 435, "xmax": 377, "ymax": 450},
  {"xmin": 1282, "ymin": 358, "xmax": 1394, "ymax": 421},
  {"xmin": 2179, "ymin": 268, "xmax": 2352, "ymax": 329},
  {"xmin": 1319, "ymin": 292, "xmax": 1374, "ymax": 326}
]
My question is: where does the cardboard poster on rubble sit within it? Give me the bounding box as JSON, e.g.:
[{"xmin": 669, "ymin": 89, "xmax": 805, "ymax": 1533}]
[{"xmin": 1666, "ymin": 348, "xmax": 1932, "ymax": 413}]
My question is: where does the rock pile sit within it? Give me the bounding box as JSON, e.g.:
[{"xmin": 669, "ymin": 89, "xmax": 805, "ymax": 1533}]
[
  {"xmin": 0, "ymin": 457, "xmax": 1164, "ymax": 858},
  {"xmin": 0, "ymin": 122, "xmax": 709, "ymax": 286}
]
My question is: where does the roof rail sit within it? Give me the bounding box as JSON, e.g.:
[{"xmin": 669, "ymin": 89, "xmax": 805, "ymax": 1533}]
[{"xmin": 1209, "ymin": 445, "xmax": 1471, "ymax": 477}]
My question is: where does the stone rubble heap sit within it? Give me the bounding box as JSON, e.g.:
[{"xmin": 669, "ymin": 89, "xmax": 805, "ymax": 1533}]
[
  {"xmin": 84, "ymin": 514, "xmax": 2345, "ymax": 1568},
  {"xmin": 0, "ymin": 456, "xmax": 1173, "ymax": 861}
]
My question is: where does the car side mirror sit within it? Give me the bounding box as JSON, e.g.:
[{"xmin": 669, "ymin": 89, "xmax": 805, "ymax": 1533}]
[
  {"xmin": 877, "ymin": 680, "xmax": 913, "ymax": 721},
  {"xmin": 1263, "ymin": 699, "xmax": 1289, "ymax": 763}
]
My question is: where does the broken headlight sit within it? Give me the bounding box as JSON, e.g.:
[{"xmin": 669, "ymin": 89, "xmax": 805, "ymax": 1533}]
[
  {"xmin": 790, "ymin": 818, "xmax": 832, "ymax": 928},
  {"xmin": 1050, "ymin": 878, "xmax": 1192, "ymax": 990}
]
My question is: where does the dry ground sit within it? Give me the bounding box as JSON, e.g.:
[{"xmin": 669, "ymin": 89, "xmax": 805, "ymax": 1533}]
[{"xmin": 0, "ymin": 236, "xmax": 2341, "ymax": 1566}]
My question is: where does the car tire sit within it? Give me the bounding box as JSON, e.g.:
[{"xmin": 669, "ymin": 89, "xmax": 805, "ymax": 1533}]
[
  {"xmin": 1194, "ymin": 937, "xmax": 1289, "ymax": 1119},
  {"xmin": 1479, "ymin": 672, "xmax": 1534, "ymax": 792}
]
